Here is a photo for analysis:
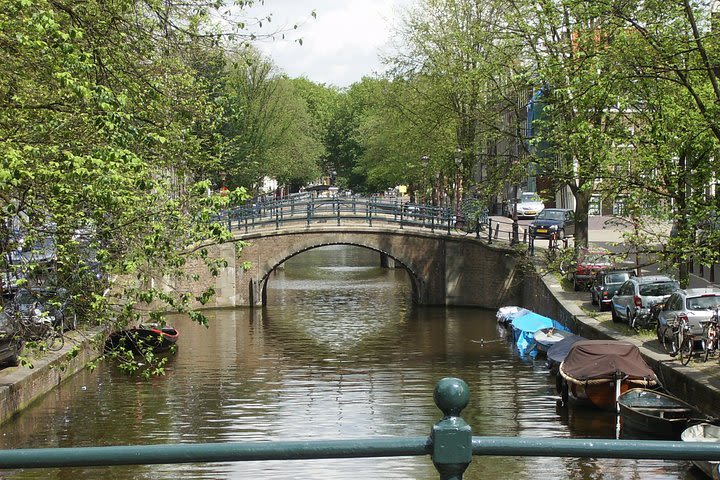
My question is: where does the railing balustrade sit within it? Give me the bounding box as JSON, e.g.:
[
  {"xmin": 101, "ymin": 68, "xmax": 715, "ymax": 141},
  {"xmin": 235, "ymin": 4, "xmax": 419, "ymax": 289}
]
[{"xmin": 1, "ymin": 378, "xmax": 719, "ymax": 477}]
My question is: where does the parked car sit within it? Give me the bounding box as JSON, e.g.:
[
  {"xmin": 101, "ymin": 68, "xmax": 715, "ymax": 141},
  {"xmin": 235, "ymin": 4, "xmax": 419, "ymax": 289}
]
[
  {"xmin": 0, "ymin": 312, "xmax": 22, "ymax": 367},
  {"xmin": 508, "ymin": 192, "xmax": 545, "ymax": 219},
  {"xmin": 528, "ymin": 208, "xmax": 575, "ymax": 239},
  {"xmin": 591, "ymin": 270, "xmax": 635, "ymax": 311},
  {"xmin": 572, "ymin": 248, "xmax": 614, "ymax": 291},
  {"xmin": 610, "ymin": 275, "xmax": 680, "ymax": 328},
  {"xmin": 11, "ymin": 287, "xmax": 76, "ymax": 331},
  {"xmin": 656, "ymin": 288, "xmax": 720, "ymax": 354}
]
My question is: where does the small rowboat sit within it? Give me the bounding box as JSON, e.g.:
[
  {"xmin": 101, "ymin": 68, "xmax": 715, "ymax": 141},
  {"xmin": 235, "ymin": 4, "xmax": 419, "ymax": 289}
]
[
  {"xmin": 533, "ymin": 327, "xmax": 572, "ymax": 354},
  {"xmin": 681, "ymin": 423, "xmax": 720, "ymax": 479},
  {"xmin": 618, "ymin": 388, "xmax": 702, "ymax": 439},
  {"xmin": 106, "ymin": 324, "xmax": 179, "ymax": 354}
]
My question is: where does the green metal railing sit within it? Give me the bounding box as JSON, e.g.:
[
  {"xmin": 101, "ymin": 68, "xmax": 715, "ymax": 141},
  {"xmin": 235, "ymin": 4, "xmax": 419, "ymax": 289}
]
[
  {"xmin": 224, "ymin": 196, "xmax": 489, "ymax": 238},
  {"xmin": 2, "ymin": 378, "xmax": 720, "ymax": 478}
]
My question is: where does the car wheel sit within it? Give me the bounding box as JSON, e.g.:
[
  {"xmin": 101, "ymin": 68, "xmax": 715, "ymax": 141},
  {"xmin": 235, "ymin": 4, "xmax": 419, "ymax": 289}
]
[{"xmin": 611, "ymin": 306, "xmax": 620, "ymax": 322}]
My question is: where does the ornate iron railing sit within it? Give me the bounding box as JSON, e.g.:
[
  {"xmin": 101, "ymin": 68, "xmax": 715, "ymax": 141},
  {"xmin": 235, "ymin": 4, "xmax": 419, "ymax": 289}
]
[{"xmin": 1, "ymin": 378, "xmax": 719, "ymax": 478}]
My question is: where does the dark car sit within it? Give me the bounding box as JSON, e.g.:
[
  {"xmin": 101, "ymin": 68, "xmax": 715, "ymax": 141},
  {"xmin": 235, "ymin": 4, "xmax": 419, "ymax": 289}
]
[
  {"xmin": 0, "ymin": 312, "xmax": 22, "ymax": 367},
  {"xmin": 528, "ymin": 208, "xmax": 575, "ymax": 239},
  {"xmin": 12, "ymin": 288, "xmax": 76, "ymax": 331},
  {"xmin": 591, "ymin": 270, "xmax": 635, "ymax": 311}
]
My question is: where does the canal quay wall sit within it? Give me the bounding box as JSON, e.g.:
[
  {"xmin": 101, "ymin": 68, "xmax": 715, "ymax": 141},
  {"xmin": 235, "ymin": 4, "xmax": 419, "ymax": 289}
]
[
  {"xmin": 522, "ymin": 266, "xmax": 720, "ymax": 416},
  {"xmin": 0, "ymin": 329, "xmax": 104, "ymax": 425}
]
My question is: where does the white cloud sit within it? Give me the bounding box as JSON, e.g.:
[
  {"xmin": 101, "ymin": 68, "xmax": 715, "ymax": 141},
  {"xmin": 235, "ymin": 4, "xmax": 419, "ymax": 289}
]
[{"xmin": 245, "ymin": 0, "xmax": 413, "ymax": 87}]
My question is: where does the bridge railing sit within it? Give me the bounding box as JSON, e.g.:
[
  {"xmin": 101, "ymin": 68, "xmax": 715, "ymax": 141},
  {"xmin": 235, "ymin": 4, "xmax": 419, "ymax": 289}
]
[
  {"xmin": 224, "ymin": 196, "xmax": 486, "ymax": 237},
  {"xmin": 2, "ymin": 378, "xmax": 720, "ymax": 478}
]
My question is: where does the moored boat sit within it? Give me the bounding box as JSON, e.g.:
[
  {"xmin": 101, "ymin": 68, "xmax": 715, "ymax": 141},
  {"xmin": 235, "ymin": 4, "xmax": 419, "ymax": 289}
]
[
  {"xmin": 106, "ymin": 324, "xmax": 179, "ymax": 354},
  {"xmin": 558, "ymin": 340, "xmax": 658, "ymax": 410},
  {"xmin": 546, "ymin": 334, "xmax": 586, "ymax": 372},
  {"xmin": 533, "ymin": 327, "xmax": 572, "ymax": 354},
  {"xmin": 618, "ymin": 388, "xmax": 702, "ymax": 439},
  {"xmin": 496, "ymin": 306, "xmax": 529, "ymax": 327},
  {"xmin": 510, "ymin": 310, "xmax": 569, "ymax": 353},
  {"xmin": 682, "ymin": 423, "xmax": 720, "ymax": 479}
]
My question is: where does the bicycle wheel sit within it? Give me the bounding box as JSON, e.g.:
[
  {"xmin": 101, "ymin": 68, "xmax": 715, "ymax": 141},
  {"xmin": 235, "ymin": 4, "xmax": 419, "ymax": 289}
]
[
  {"xmin": 680, "ymin": 335, "xmax": 693, "ymax": 365},
  {"xmin": 46, "ymin": 332, "xmax": 64, "ymax": 352},
  {"xmin": 704, "ymin": 337, "xmax": 712, "ymax": 362},
  {"xmin": 661, "ymin": 330, "xmax": 677, "ymax": 356}
]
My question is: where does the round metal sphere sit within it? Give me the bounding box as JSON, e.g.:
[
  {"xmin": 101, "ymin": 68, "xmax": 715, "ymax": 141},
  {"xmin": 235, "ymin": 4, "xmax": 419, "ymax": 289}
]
[{"xmin": 433, "ymin": 377, "xmax": 470, "ymax": 416}]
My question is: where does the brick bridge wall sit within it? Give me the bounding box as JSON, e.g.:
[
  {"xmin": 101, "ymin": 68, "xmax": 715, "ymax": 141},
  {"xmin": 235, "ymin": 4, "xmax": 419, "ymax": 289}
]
[{"xmin": 168, "ymin": 226, "xmax": 524, "ymax": 308}]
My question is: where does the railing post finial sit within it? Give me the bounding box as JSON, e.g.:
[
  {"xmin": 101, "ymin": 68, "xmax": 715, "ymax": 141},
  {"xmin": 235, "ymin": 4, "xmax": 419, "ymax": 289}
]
[{"xmin": 432, "ymin": 377, "xmax": 472, "ymax": 480}]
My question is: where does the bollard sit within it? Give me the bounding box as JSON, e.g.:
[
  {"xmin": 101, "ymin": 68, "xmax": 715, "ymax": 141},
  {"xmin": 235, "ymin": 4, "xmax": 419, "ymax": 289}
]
[{"xmin": 431, "ymin": 378, "xmax": 472, "ymax": 480}]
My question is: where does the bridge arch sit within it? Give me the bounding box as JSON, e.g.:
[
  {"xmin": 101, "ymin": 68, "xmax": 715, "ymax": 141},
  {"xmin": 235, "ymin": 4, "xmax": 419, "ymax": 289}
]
[
  {"xmin": 258, "ymin": 241, "xmax": 422, "ymax": 305},
  {"xmin": 172, "ymin": 225, "xmax": 523, "ymax": 309}
]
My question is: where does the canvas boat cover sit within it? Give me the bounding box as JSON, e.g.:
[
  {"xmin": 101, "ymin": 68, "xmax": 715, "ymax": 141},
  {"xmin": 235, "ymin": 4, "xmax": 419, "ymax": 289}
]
[
  {"xmin": 561, "ymin": 340, "xmax": 657, "ymax": 382},
  {"xmin": 547, "ymin": 334, "xmax": 586, "ymax": 365}
]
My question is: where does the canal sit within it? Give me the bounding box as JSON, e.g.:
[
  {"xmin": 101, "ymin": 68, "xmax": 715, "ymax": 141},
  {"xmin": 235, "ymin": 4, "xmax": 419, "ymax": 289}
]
[{"xmin": 0, "ymin": 245, "xmax": 702, "ymax": 479}]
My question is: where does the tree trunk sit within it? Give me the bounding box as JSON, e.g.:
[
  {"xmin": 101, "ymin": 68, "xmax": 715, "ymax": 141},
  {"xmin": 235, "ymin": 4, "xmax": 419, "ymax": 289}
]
[{"xmin": 574, "ymin": 188, "xmax": 592, "ymax": 250}]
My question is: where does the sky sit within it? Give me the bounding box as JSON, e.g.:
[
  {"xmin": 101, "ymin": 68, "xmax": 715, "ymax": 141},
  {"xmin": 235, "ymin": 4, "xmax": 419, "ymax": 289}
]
[{"xmin": 243, "ymin": 0, "xmax": 415, "ymax": 88}]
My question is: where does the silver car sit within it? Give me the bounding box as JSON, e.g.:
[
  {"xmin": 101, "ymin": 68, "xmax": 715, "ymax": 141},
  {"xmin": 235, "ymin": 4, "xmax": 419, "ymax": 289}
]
[
  {"xmin": 610, "ymin": 275, "xmax": 679, "ymax": 328},
  {"xmin": 657, "ymin": 288, "xmax": 720, "ymax": 350}
]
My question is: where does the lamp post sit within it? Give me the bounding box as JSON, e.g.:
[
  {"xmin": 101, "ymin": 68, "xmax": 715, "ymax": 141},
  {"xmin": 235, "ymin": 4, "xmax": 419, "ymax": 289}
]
[
  {"xmin": 454, "ymin": 146, "xmax": 463, "ymax": 227},
  {"xmin": 421, "ymin": 155, "xmax": 430, "ymax": 204}
]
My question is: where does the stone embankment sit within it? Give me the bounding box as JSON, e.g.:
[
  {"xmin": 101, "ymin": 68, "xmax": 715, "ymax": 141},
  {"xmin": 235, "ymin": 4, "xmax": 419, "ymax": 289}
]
[
  {"xmin": 0, "ymin": 329, "xmax": 104, "ymax": 424},
  {"xmin": 523, "ymin": 267, "xmax": 720, "ymax": 415}
]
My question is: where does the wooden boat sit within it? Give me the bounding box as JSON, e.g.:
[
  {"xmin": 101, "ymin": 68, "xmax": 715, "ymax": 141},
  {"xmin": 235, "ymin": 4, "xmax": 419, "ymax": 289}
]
[
  {"xmin": 106, "ymin": 324, "xmax": 179, "ymax": 354},
  {"xmin": 558, "ymin": 340, "xmax": 658, "ymax": 410},
  {"xmin": 682, "ymin": 423, "xmax": 720, "ymax": 479},
  {"xmin": 618, "ymin": 388, "xmax": 702, "ymax": 439},
  {"xmin": 533, "ymin": 327, "xmax": 572, "ymax": 354}
]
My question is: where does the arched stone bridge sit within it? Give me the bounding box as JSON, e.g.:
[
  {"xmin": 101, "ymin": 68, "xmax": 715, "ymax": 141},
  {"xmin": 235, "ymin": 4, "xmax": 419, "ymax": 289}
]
[{"xmin": 173, "ymin": 224, "xmax": 525, "ymax": 308}]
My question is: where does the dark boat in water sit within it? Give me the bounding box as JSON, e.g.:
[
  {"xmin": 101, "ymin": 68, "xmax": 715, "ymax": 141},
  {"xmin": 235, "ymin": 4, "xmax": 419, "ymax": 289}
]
[
  {"xmin": 546, "ymin": 334, "xmax": 586, "ymax": 372},
  {"xmin": 618, "ymin": 388, "xmax": 702, "ymax": 439},
  {"xmin": 106, "ymin": 324, "xmax": 179, "ymax": 354},
  {"xmin": 558, "ymin": 340, "xmax": 658, "ymax": 410}
]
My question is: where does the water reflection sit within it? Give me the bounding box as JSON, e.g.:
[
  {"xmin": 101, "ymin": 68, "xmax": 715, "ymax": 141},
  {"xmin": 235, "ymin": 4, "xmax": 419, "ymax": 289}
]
[{"xmin": 0, "ymin": 245, "xmax": 702, "ymax": 479}]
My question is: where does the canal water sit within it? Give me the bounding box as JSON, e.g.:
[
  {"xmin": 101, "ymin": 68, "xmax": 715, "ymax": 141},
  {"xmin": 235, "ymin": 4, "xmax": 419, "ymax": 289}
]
[{"xmin": 0, "ymin": 245, "xmax": 702, "ymax": 479}]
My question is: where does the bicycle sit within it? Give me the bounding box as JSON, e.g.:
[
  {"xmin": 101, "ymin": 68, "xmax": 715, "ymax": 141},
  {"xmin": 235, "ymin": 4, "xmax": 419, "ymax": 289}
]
[
  {"xmin": 701, "ymin": 311, "xmax": 720, "ymax": 362},
  {"xmin": 673, "ymin": 315, "xmax": 696, "ymax": 366},
  {"xmin": 13, "ymin": 303, "xmax": 64, "ymax": 352}
]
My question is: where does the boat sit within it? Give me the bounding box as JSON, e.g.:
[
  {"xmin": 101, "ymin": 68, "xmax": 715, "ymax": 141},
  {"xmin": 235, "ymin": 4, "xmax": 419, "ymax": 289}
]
[
  {"xmin": 510, "ymin": 310, "xmax": 569, "ymax": 354},
  {"xmin": 106, "ymin": 324, "xmax": 179, "ymax": 354},
  {"xmin": 618, "ymin": 388, "xmax": 702, "ymax": 439},
  {"xmin": 682, "ymin": 423, "xmax": 720, "ymax": 479},
  {"xmin": 546, "ymin": 334, "xmax": 586, "ymax": 372},
  {"xmin": 496, "ymin": 306, "xmax": 529, "ymax": 327},
  {"xmin": 533, "ymin": 327, "xmax": 572, "ymax": 354},
  {"xmin": 558, "ymin": 340, "xmax": 658, "ymax": 410}
]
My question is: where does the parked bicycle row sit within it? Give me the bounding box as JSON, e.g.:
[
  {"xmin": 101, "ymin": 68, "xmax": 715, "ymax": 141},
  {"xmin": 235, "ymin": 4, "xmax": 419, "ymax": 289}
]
[{"xmin": 565, "ymin": 247, "xmax": 720, "ymax": 364}]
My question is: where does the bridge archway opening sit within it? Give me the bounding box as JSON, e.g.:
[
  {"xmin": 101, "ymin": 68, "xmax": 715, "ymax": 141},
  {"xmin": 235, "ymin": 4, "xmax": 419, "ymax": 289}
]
[{"xmin": 260, "ymin": 244, "xmax": 421, "ymax": 306}]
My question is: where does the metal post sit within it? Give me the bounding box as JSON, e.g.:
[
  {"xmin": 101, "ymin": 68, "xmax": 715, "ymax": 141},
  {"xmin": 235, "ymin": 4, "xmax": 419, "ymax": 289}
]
[
  {"xmin": 337, "ymin": 197, "xmax": 341, "ymax": 226},
  {"xmin": 431, "ymin": 378, "xmax": 472, "ymax": 480},
  {"xmin": 488, "ymin": 218, "xmax": 492, "ymax": 244}
]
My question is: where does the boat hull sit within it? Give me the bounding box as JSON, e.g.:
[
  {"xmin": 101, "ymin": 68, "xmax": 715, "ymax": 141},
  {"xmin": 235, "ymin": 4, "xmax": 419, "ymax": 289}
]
[
  {"xmin": 106, "ymin": 325, "xmax": 179, "ymax": 354},
  {"xmin": 564, "ymin": 378, "xmax": 642, "ymax": 411},
  {"xmin": 619, "ymin": 388, "xmax": 700, "ymax": 439}
]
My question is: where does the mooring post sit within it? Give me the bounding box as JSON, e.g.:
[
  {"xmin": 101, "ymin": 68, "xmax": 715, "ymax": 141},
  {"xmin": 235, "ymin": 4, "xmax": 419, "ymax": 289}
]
[{"xmin": 431, "ymin": 377, "xmax": 472, "ymax": 480}]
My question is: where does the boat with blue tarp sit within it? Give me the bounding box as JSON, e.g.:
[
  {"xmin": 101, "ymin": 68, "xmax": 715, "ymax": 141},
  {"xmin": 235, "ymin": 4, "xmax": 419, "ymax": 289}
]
[{"xmin": 508, "ymin": 310, "xmax": 570, "ymax": 355}]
